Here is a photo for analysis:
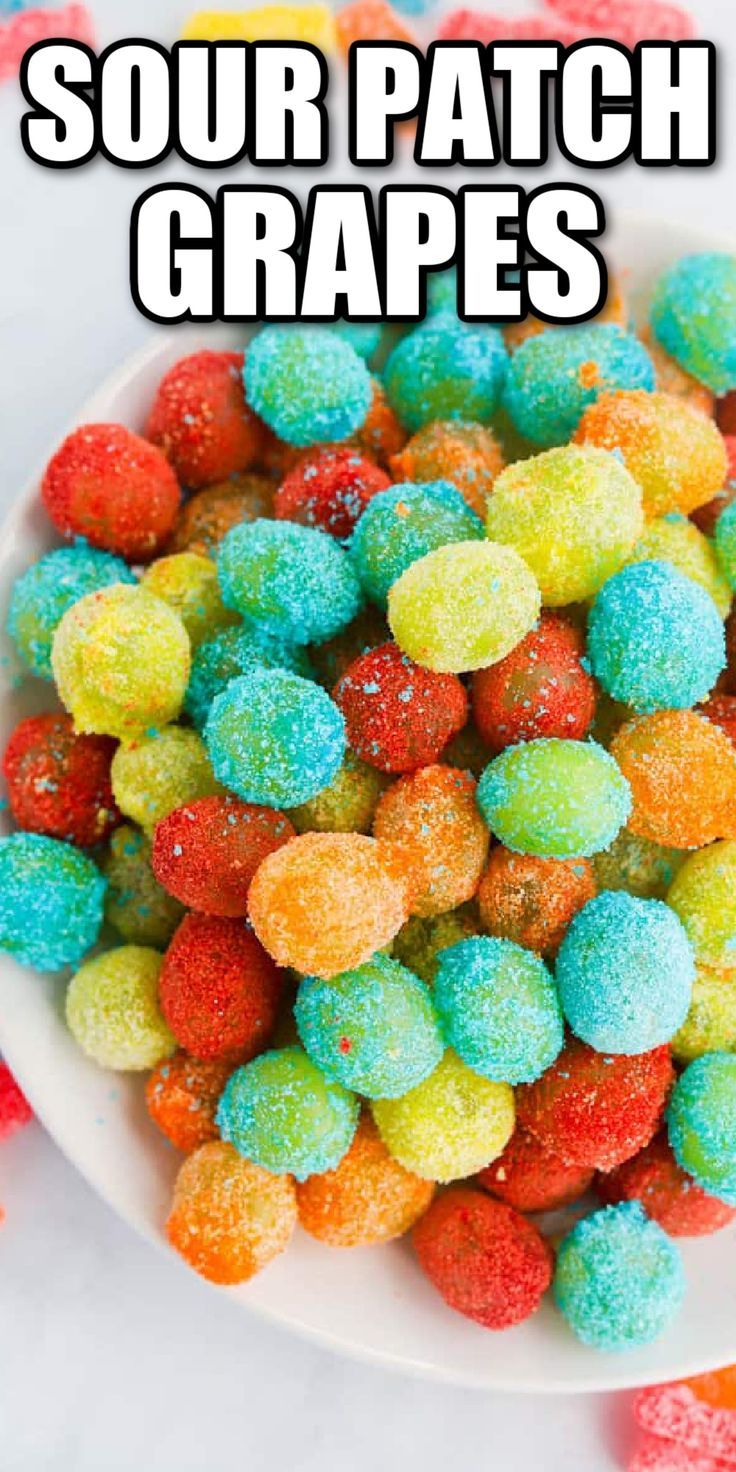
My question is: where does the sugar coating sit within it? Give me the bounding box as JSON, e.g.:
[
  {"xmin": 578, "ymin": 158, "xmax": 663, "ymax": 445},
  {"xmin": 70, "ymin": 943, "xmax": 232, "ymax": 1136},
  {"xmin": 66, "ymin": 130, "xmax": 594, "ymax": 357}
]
[
  {"xmin": 290, "ymin": 750, "xmax": 388, "ymax": 834},
  {"xmin": 517, "ymin": 1037, "xmax": 674, "ymax": 1171},
  {"xmin": 217, "ymin": 1045, "xmax": 359, "ymax": 1181},
  {"xmin": 184, "ymin": 623, "xmax": 311, "ymax": 732},
  {"xmin": 144, "ymin": 349, "xmax": 264, "ymax": 489},
  {"xmin": 651, "ymin": 252, "xmax": 736, "ymax": 394},
  {"xmin": 715, "ymin": 499, "xmax": 736, "ymax": 589},
  {"xmin": 244, "ymin": 326, "xmax": 371, "ymax": 446},
  {"xmin": 553, "ymin": 1201, "xmax": 685, "ymax": 1351},
  {"xmin": 576, "ymin": 390, "xmax": 727, "ymax": 519},
  {"xmin": 629, "ymin": 513, "xmax": 731, "ymax": 620},
  {"xmin": 373, "ymin": 764, "xmax": 489, "ymax": 917},
  {"xmin": 389, "ymin": 420, "xmax": 505, "ymax": 519},
  {"xmin": 392, "ymin": 905, "xmax": 479, "ymax": 985},
  {"xmin": 51, "ymin": 583, "xmax": 190, "ymax": 741},
  {"xmin": 66, "ymin": 945, "xmax": 175, "ymax": 1070},
  {"xmin": 295, "ymin": 1112, "xmax": 434, "ymax": 1248},
  {"xmin": 349, "ymin": 481, "xmax": 482, "ymax": 607},
  {"xmin": 433, "ymin": 935, "xmax": 563, "ymax": 1084},
  {"xmin": 635, "ymin": 1381, "xmax": 736, "ymax": 1465},
  {"xmin": 205, "ymin": 669, "xmax": 345, "ymax": 807},
  {"xmin": 478, "ymin": 1126, "xmax": 594, "ymax": 1214},
  {"xmin": 7, "ymin": 544, "xmax": 135, "ymax": 680},
  {"xmin": 383, "ymin": 315, "xmax": 508, "ymax": 432},
  {"xmin": 111, "ymin": 727, "xmax": 220, "ymax": 834},
  {"xmin": 217, "ymin": 518, "xmax": 362, "ymax": 644},
  {"xmin": 413, "ymin": 1187, "xmax": 553, "ymax": 1331},
  {"xmin": 2, "ymin": 712, "xmax": 119, "ymax": 847},
  {"xmin": 668, "ymin": 841, "xmax": 736, "ymax": 968},
  {"xmin": 424, "ymin": 267, "xmax": 458, "ymax": 315},
  {"xmin": 597, "ymin": 1130, "xmax": 736, "ymax": 1238},
  {"xmin": 166, "ymin": 1141, "xmax": 297, "ymax": 1285},
  {"xmin": 332, "ymin": 322, "xmax": 382, "ymax": 361},
  {"xmin": 146, "ymin": 1052, "xmax": 232, "ymax": 1153},
  {"xmin": 593, "ymin": 827, "xmax": 684, "ymax": 901},
  {"xmin": 486, "ymin": 444, "xmax": 644, "ymax": 606},
  {"xmin": 611, "ymin": 711, "xmax": 736, "ymax": 850},
  {"xmin": 472, "ymin": 610, "xmax": 596, "ymax": 754},
  {"xmin": 668, "ymin": 1052, "xmax": 736, "ymax": 1205},
  {"xmin": 0, "ymin": 832, "xmax": 105, "ymax": 971},
  {"xmin": 41, "ymin": 423, "xmax": 181, "ymax": 562},
  {"xmin": 274, "ymin": 446, "xmax": 390, "ymax": 542},
  {"xmin": 159, "ymin": 912, "xmax": 282, "ymax": 1063},
  {"xmin": 248, "ymin": 832, "xmax": 411, "ymax": 978},
  {"xmin": 151, "ymin": 796, "xmax": 295, "ymax": 917},
  {"xmin": 628, "ymin": 1431, "xmax": 714, "ymax": 1471},
  {"xmin": 168, "ymin": 473, "xmax": 274, "ymax": 557},
  {"xmin": 295, "ymin": 954, "xmax": 444, "ymax": 1098},
  {"xmin": 477, "ymin": 738, "xmax": 632, "ymax": 860},
  {"xmin": 587, "ymin": 560, "xmax": 725, "ymax": 713},
  {"xmin": 103, "ymin": 824, "xmax": 184, "ymax": 948},
  {"xmin": 372, "ymin": 1049, "xmax": 514, "ymax": 1182},
  {"xmin": 140, "ymin": 553, "xmax": 235, "ymax": 648},
  {"xmin": 388, "ymin": 540, "xmax": 541, "ymax": 673},
  {"xmin": 333, "ymin": 642, "xmax": 468, "ymax": 774},
  {"xmin": 672, "ymin": 965, "xmax": 736, "ymax": 1064},
  {"xmin": 503, "ymin": 324, "xmax": 655, "ymax": 446},
  {"xmin": 477, "ymin": 848, "xmax": 596, "ymax": 956},
  {"xmin": 556, "ymin": 891, "xmax": 694, "ymax": 1055}
]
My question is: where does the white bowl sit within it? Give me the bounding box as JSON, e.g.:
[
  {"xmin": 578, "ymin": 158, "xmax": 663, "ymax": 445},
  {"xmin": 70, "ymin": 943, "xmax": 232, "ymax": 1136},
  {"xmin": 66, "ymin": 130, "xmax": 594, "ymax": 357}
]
[{"xmin": 1, "ymin": 211, "xmax": 735, "ymax": 1395}]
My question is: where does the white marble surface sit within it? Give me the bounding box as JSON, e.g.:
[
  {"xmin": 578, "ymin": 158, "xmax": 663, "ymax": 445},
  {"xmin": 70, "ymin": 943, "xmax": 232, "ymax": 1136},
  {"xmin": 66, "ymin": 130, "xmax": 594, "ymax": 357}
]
[{"xmin": 0, "ymin": 1, "xmax": 734, "ymax": 1467}]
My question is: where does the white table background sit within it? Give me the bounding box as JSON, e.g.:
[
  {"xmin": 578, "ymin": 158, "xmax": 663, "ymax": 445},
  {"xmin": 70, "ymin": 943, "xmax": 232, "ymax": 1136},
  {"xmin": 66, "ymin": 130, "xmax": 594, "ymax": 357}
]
[{"xmin": 0, "ymin": 1, "xmax": 734, "ymax": 1466}]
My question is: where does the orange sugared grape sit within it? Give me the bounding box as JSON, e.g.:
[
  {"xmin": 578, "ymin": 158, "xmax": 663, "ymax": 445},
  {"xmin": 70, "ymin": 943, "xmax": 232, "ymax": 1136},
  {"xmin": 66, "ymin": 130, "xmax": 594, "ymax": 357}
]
[
  {"xmin": 611, "ymin": 710, "xmax": 736, "ymax": 849},
  {"xmin": 166, "ymin": 1141, "xmax": 297, "ymax": 1284},
  {"xmin": 296, "ymin": 1113, "xmax": 434, "ymax": 1247},
  {"xmin": 372, "ymin": 765, "xmax": 489, "ymax": 917}
]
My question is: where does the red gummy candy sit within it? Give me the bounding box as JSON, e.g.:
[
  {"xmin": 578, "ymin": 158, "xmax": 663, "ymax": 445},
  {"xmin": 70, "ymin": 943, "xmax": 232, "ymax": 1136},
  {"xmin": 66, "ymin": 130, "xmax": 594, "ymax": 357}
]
[
  {"xmin": 152, "ymin": 796, "xmax": 295, "ymax": 917},
  {"xmin": 412, "ymin": 1187, "xmax": 553, "ymax": 1330},
  {"xmin": 478, "ymin": 1126, "xmax": 594, "ymax": 1214},
  {"xmin": 597, "ymin": 1131, "xmax": 736, "ymax": 1238},
  {"xmin": 634, "ymin": 1385, "xmax": 736, "ymax": 1466},
  {"xmin": 543, "ymin": 0, "xmax": 696, "ymax": 43},
  {"xmin": 0, "ymin": 6, "xmax": 95, "ymax": 84},
  {"xmin": 275, "ymin": 447, "xmax": 391, "ymax": 541},
  {"xmin": 472, "ymin": 612, "xmax": 596, "ymax": 756},
  {"xmin": 437, "ymin": 10, "xmax": 584, "ymax": 42},
  {"xmin": 3, "ymin": 713, "xmax": 120, "ymax": 848},
  {"xmin": 146, "ymin": 351, "xmax": 265, "ymax": 489},
  {"xmin": 334, "ymin": 642, "xmax": 468, "ymax": 774},
  {"xmin": 517, "ymin": 1037, "xmax": 674, "ymax": 1171},
  {"xmin": 0, "ymin": 1062, "xmax": 32, "ymax": 1141},
  {"xmin": 629, "ymin": 1435, "xmax": 722, "ymax": 1472},
  {"xmin": 42, "ymin": 423, "xmax": 181, "ymax": 562},
  {"xmin": 159, "ymin": 913, "xmax": 283, "ymax": 1063}
]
